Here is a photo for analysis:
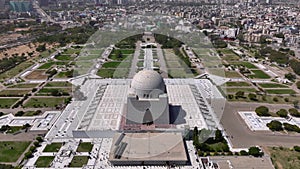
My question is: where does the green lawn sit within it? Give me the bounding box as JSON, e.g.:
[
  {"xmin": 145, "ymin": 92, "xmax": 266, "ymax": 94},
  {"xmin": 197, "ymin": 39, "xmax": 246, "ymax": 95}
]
[
  {"xmin": 109, "ymin": 54, "xmax": 132, "ymax": 61},
  {"xmin": 225, "ymin": 71, "xmax": 242, "ymax": 78},
  {"xmin": 231, "ymin": 62, "xmax": 257, "ymax": 69},
  {"xmin": 8, "ymin": 83, "xmax": 39, "ymax": 88},
  {"xmin": 248, "ymin": 70, "xmax": 271, "ymax": 79},
  {"xmin": 39, "ymin": 49, "xmax": 55, "ymax": 58},
  {"xmin": 208, "ymin": 69, "xmax": 226, "ymax": 77},
  {"xmin": 35, "ymin": 156, "xmax": 55, "ymax": 168},
  {"xmin": 240, "ymin": 62, "xmax": 257, "ymax": 69},
  {"xmin": 23, "ymin": 111, "xmax": 42, "ymax": 116},
  {"xmin": 164, "ymin": 49, "xmax": 197, "ymax": 78},
  {"xmin": 55, "ymin": 55, "xmax": 73, "ymax": 61},
  {"xmin": 62, "ymin": 48, "xmax": 81, "ymax": 55},
  {"xmin": 37, "ymin": 88, "xmax": 71, "ymax": 96},
  {"xmin": 38, "ymin": 62, "xmax": 67, "ymax": 70},
  {"xmin": 138, "ymin": 54, "xmax": 144, "ymax": 59},
  {"xmin": 112, "ymin": 49, "xmax": 135, "ymax": 55},
  {"xmin": 0, "ymin": 61, "xmax": 34, "ymax": 80},
  {"xmin": 227, "ymin": 94, "xmax": 300, "ymax": 104},
  {"xmin": 168, "ymin": 68, "xmax": 195, "ymax": 78},
  {"xmin": 109, "ymin": 49, "xmax": 134, "ymax": 61},
  {"xmin": 6, "ymin": 126, "xmax": 23, "ymax": 134},
  {"xmin": 0, "ymin": 98, "xmax": 19, "ymax": 108},
  {"xmin": 76, "ymin": 142, "xmax": 93, "ymax": 152},
  {"xmin": 86, "ymin": 49, "xmax": 103, "ymax": 55},
  {"xmin": 97, "ymin": 69, "xmax": 115, "ymax": 78},
  {"xmin": 224, "ymin": 81, "xmax": 251, "ymax": 87},
  {"xmin": 24, "ymin": 97, "xmax": 67, "ymax": 108},
  {"xmin": 137, "ymin": 61, "xmax": 144, "ymax": 67},
  {"xmin": 38, "ymin": 62, "xmax": 56, "ymax": 69},
  {"xmin": 45, "ymin": 82, "xmax": 72, "ymax": 87},
  {"xmin": 153, "ymin": 62, "xmax": 159, "ymax": 67},
  {"xmin": 43, "ymin": 143, "xmax": 63, "ymax": 152},
  {"xmin": 265, "ymin": 89, "xmax": 297, "ymax": 95},
  {"xmin": 224, "ymin": 87, "xmax": 258, "ymax": 93},
  {"xmin": 0, "ymin": 141, "xmax": 31, "ymax": 162},
  {"xmin": 69, "ymin": 156, "xmax": 89, "ymax": 167},
  {"xmin": 268, "ymin": 147, "xmax": 300, "ymax": 169},
  {"xmin": 0, "ymin": 90, "xmax": 30, "ymax": 97},
  {"xmin": 77, "ymin": 55, "xmax": 100, "ymax": 61},
  {"xmin": 55, "ymin": 71, "xmax": 72, "ymax": 78},
  {"xmin": 258, "ymin": 83, "xmax": 289, "ymax": 88},
  {"xmin": 218, "ymin": 49, "xmax": 236, "ymax": 55},
  {"xmin": 221, "ymin": 55, "xmax": 240, "ymax": 61},
  {"xmin": 208, "ymin": 142, "xmax": 229, "ymax": 152},
  {"xmin": 97, "ymin": 55, "xmax": 132, "ymax": 78},
  {"xmin": 102, "ymin": 61, "xmax": 121, "ymax": 68},
  {"xmin": 113, "ymin": 68, "xmax": 130, "ymax": 78}
]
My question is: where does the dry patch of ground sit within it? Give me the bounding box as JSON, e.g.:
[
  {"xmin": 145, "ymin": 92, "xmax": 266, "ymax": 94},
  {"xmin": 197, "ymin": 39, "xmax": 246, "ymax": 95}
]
[{"xmin": 25, "ymin": 70, "xmax": 48, "ymax": 80}]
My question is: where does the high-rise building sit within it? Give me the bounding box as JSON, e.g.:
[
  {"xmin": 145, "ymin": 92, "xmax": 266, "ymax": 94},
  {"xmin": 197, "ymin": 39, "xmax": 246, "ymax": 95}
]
[{"xmin": 0, "ymin": 0, "xmax": 6, "ymax": 11}]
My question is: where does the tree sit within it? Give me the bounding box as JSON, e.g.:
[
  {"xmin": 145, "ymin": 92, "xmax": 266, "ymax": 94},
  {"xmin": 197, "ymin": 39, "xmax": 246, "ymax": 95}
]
[
  {"xmin": 22, "ymin": 123, "xmax": 31, "ymax": 130},
  {"xmin": 227, "ymin": 94, "xmax": 234, "ymax": 100},
  {"xmin": 235, "ymin": 91, "xmax": 245, "ymax": 99},
  {"xmin": 283, "ymin": 123, "xmax": 300, "ymax": 133},
  {"xmin": 296, "ymin": 81, "xmax": 300, "ymax": 89},
  {"xmin": 248, "ymin": 93, "xmax": 257, "ymax": 101},
  {"xmin": 289, "ymin": 59, "xmax": 300, "ymax": 76},
  {"xmin": 36, "ymin": 44, "xmax": 46, "ymax": 52},
  {"xmin": 197, "ymin": 143, "xmax": 211, "ymax": 152},
  {"xmin": 24, "ymin": 152, "xmax": 33, "ymax": 159},
  {"xmin": 273, "ymin": 97, "xmax": 279, "ymax": 102},
  {"xmin": 193, "ymin": 127, "xmax": 199, "ymax": 146},
  {"xmin": 260, "ymin": 35, "xmax": 269, "ymax": 44},
  {"xmin": 293, "ymin": 100, "xmax": 299, "ymax": 109},
  {"xmin": 285, "ymin": 73, "xmax": 296, "ymax": 81},
  {"xmin": 0, "ymin": 125, "xmax": 10, "ymax": 132},
  {"xmin": 214, "ymin": 129, "xmax": 224, "ymax": 142},
  {"xmin": 248, "ymin": 147, "xmax": 263, "ymax": 157},
  {"xmin": 276, "ymin": 109, "xmax": 288, "ymax": 118},
  {"xmin": 35, "ymin": 110, "xmax": 42, "ymax": 115},
  {"xmin": 255, "ymin": 106, "xmax": 270, "ymax": 116},
  {"xmin": 267, "ymin": 120, "xmax": 283, "ymax": 131},
  {"xmin": 36, "ymin": 136, "xmax": 43, "ymax": 142},
  {"xmin": 240, "ymin": 150, "xmax": 248, "ymax": 156},
  {"xmin": 15, "ymin": 111, "xmax": 24, "ymax": 116},
  {"xmin": 29, "ymin": 146, "xmax": 36, "ymax": 153},
  {"xmin": 294, "ymin": 146, "xmax": 300, "ymax": 152},
  {"xmin": 289, "ymin": 108, "xmax": 300, "ymax": 117},
  {"xmin": 274, "ymin": 33, "xmax": 284, "ymax": 39},
  {"xmin": 115, "ymin": 50, "xmax": 123, "ymax": 59},
  {"xmin": 51, "ymin": 89, "xmax": 61, "ymax": 96},
  {"xmin": 33, "ymin": 141, "xmax": 40, "ymax": 147}
]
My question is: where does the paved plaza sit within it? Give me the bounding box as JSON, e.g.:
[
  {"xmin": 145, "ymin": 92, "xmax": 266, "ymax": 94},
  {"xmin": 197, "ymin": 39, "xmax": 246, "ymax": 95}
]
[
  {"xmin": 45, "ymin": 77, "xmax": 223, "ymax": 140},
  {"xmin": 20, "ymin": 75, "xmax": 225, "ymax": 168},
  {"xmin": 0, "ymin": 111, "xmax": 60, "ymax": 131},
  {"xmin": 24, "ymin": 138, "xmax": 203, "ymax": 169},
  {"xmin": 239, "ymin": 111, "xmax": 300, "ymax": 131}
]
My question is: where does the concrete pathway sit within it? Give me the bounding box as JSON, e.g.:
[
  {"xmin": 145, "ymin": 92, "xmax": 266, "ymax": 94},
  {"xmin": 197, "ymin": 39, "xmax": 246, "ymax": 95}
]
[
  {"xmin": 156, "ymin": 44, "xmax": 168, "ymax": 78},
  {"xmin": 128, "ymin": 41, "xmax": 141, "ymax": 78}
]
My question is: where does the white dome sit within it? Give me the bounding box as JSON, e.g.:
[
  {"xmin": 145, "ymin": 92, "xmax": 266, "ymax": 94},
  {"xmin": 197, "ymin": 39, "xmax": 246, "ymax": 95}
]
[
  {"xmin": 131, "ymin": 70, "xmax": 165, "ymax": 91},
  {"xmin": 130, "ymin": 70, "xmax": 166, "ymax": 98}
]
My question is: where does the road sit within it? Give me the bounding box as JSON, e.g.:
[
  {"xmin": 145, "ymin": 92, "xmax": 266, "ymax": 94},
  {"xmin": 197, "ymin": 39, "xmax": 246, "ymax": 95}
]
[
  {"xmin": 157, "ymin": 44, "xmax": 168, "ymax": 78},
  {"xmin": 144, "ymin": 48, "xmax": 153, "ymax": 70},
  {"xmin": 128, "ymin": 41, "xmax": 141, "ymax": 78},
  {"xmin": 32, "ymin": 1, "xmax": 55, "ymax": 23}
]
